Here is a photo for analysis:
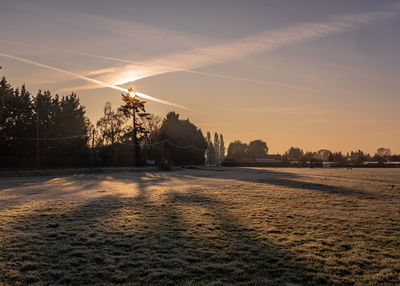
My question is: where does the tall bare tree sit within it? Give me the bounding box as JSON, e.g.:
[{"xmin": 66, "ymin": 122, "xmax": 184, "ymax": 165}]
[{"xmin": 96, "ymin": 102, "xmax": 126, "ymax": 145}]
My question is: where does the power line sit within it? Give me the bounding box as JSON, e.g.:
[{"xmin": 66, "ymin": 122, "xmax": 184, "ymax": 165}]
[
  {"xmin": 0, "ymin": 134, "xmax": 85, "ymax": 140},
  {"xmin": 117, "ymin": 139, "xmax": 206, "ymax": 151},
  {"xmin": 0, "ymin": 135, "xmax": 205, "ymax": 151}
]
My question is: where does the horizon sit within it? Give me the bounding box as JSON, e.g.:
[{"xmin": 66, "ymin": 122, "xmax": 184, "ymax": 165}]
[{"xmin": 1, "ymin": 0, "xmax": 400, "ymax": 154}]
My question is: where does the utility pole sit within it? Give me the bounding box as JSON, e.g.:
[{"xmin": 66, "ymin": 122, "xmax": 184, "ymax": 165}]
[
  {"xmin": 1, "ymin": 66, "xmax": 3, "ymax": 115},
  {"xmin": 36, "ymin": 111, "xmax": 40, "ymax": 168},
  {"xmin": 132, "ymin": 105, "xmax": 138, "ymax": 166},
  {"xmin": 90, "ymin": 129, "xmax": 95, "ymax": 168}
]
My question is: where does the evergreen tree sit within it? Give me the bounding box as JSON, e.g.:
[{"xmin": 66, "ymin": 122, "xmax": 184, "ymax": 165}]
[
  {"xmin": 32, "ymin": 91, "xmax": 90, "ymax": 166},
  {"xmin": 214, "ymin": 132, "xmax": 220, "ymax": 165},
  {"xmin": 219, "ymin": 134, "xmax": 225, "ymax": 161},
  {"xmin": 119, "ymin": 90, "xmax": 150, "ymax": 165},
  {"xmin": 158, "ymin": 112, "xmax": 206, "ymax": 165},
  {"xmin": 0, "ymin": 78, "xmax": 35, "ymax": 166},
  {"xmin": 0, "ymin": 77, "xmax": 90, "ymax": 167},
  {"xmin": 206, "ymin": 132, "xmax": 213, "ymax": 165}
]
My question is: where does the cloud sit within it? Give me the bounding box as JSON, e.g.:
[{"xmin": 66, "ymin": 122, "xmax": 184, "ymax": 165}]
[
  {"xmin": 0, "ymin": 52, "xmax": 191, "ymax": 110},
  {"xmin": 299, "ymin": 120, "xmax": 400, "ymax": 125},
  {"xmin": 68, "ymin": 4, "xmax": 400, "ymax": 91}
]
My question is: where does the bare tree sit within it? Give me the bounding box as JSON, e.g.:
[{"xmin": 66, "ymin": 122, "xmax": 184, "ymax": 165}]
[
  {"xmin": 139, "ymin": 114, "xmax": 162, "ymax": 145},
  {"xmin": 96, "ymin": 102, "xmax": 127, "ymax": 145},
  {"xmin": 375, "ymin": 147, "xmax": 391, "ymax": 162}
]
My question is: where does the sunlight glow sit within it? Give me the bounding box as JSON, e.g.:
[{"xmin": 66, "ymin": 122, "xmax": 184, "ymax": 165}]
[{"xmin": 0, "ymin": 52, "xmax": 190, "ymax": 110}]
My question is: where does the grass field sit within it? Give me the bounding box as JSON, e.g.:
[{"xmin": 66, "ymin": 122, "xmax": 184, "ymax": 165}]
[{"xmin": 0, "ymin": 167, "xmax": 399, "ymax": 285}]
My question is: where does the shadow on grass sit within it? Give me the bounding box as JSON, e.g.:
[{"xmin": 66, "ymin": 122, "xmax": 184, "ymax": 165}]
[
  {"xmin": 177, "ymin": 167, "xmax": 383, "ymax": 200},
  {"xmin": 0, "ymin": 170, "xmax": 334, "ymax": 285}
]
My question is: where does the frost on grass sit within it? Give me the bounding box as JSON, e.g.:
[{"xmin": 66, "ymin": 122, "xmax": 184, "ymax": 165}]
[{"xmin": 0, "ymin": 168, "xmax": 399, "ymax": 285}]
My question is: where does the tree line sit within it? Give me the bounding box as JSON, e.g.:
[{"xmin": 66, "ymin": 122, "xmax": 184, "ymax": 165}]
[
  {"xmin": 0, "ymin": 76, "xmax": 207, "ymax": 167},
  {"xmin": 226, "ymin": 140, "xmax": 269, "ymax": 162},
  {"xmin": 0, "ymin": 77, "xmax": 90, "ymax": 167},
  {"xmin": 225, "ymin": 140, "xmax": 399, "ymax": 165},
  {"xmin": 1, "ymin": 75, "xmax": 398, "ymax": 168},
  {"xmin": 281, "ymin": 147, "xmax": 399, "ymax": 164},
  {"xmin": 205, "ymin": 132, "xmax": 225, "ymax": 166}
]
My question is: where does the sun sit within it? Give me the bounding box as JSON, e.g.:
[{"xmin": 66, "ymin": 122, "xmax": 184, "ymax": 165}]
[{"xmin": 128, "ymin": 87, "xmax": 136, "ymax": 98}]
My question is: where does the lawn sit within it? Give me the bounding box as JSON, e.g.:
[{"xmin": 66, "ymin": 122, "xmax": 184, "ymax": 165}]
[{"xmin": 0, "ymin": 167, "xmax": 399, "ymax": 285}]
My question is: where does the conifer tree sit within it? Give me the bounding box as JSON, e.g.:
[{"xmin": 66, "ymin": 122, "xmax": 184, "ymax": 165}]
[
  {"xmin": 214, "ymin": 132, "xmax": 220, "ymax": 165},
  {"xmin": 219, "ymin": 134, "xmax": 225, "ymax": 161},
  {"xmin": 206, "ymin": 132, "xmax": 214, "ymax": 165}
]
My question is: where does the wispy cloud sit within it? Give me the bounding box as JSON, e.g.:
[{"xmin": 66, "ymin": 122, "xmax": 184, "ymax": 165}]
[
  {"xmin": 220, "ymin": 106, "xmax": 321, "ymax": 115},
  {"xmin": 68, "ymin": 3, "xmax": 400, "ymax": 91},
  {"xmin": 299, "ymin": 120, "xmax": 400, "ymax": 125},
  {"xmin": 0, "ymin": 52, "xmax": 191, "ymax": 110}
]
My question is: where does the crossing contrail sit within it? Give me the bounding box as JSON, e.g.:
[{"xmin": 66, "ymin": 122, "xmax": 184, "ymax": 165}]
[
  {"xmin": 74, "ymin": 4, "xmax": 400, "ymax": 91},
  {"xmin": 0, "ymin": 52, "xmax": 191, "ymax": 110},
  {"xmin": 0, "ymin": 39, "xmax": 308, "ymax": 90},
  {"xmin": 0, "ymin": 39, "xmax": 139, "ymax": 65},
  {"xmin": 2, "ymin": 3, "xmax": 399, "ymax": 97}
]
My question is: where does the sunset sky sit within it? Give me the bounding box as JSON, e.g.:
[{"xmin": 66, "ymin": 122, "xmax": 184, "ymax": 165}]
[{"xmin": 1, "ymin": 0, "xmax": 400, "ymax": 154}]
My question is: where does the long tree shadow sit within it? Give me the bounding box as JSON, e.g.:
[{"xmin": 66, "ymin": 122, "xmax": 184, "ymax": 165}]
[
  {"xmin": 0, "ymin": 175, "xmax": 109, "ymax": 209},
  {"xmin": 0, "ymin": 170, "xmax": 340, "ymax": 285},
  {"xmin": 176, "ymin": 167, "xmax": 384, "ymax": 200}
]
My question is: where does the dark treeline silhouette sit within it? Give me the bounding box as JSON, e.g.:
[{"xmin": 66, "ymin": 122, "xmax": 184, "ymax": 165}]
[
  {"xmin": 224, "ymin": 140, "xmax": 400, "ymax": 167},
  {"xmin": 1, "ymin": 75, "xmax": 399, "ymax": 168},
  {"xmin": 225, "ymin": 139, "xmax": 270, "ymax": 162},
  {"xmin": 156, "ymin": 112, "xmax": 207, "ymax": 166},
  {"xmin": 280, "ymin": 147, "xmax": 400, "ymax": 165},
  {"xmin": 205, "ymin": 132, "xmax": 225, "ymax": 165},
  {"xmin": 0, "ymin": 77, "xmax": 90, "ymax": 167},
  {"xmin": 0, "ymin": 76, "xmax": 207, "ymax": 168}
]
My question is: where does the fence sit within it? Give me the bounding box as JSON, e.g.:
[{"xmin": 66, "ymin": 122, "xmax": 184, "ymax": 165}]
[{"xmin": 0, "ymin": 134, "xmax": 206, "ymax": 168}]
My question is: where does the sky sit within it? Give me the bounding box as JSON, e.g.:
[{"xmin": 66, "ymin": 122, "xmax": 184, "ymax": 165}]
[{"xmin": 1, "ymin": 0, "xmax": 400, "ymax": 154}]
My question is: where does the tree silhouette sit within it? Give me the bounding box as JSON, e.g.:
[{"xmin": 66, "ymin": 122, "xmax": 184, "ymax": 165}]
[
  {"xmin": 219, "ymin": 134, "xmax": 225, "ymax": 162},
  {"xmin": 1, "ymin": 76, "xmax": 90, "ymax": 167},
  {"xmin": 374, "ymin": 147, "xmax": 391, "ymax": 163},
  {"xmin": 214, "ymin": 132, "xmax": 220, "ymax": 165},
  {"xmin": 227, "ymin": 140, "xmax": 248, "ymax": 162},
  {"xmin": 247, "ymin": 139, "xmax": 268, "ymax": 161},
  {"xmin": 96, "ymin": 102, "xmax": 127, "ymax": 145},
  {"xmin": 205, "ymin": 132, "xmax": 215, "ymax": 165},
  {"xmin": 158, "ymin": 112, "xmax": 207, "ymax": 165},
  {"xmin": 119, "ymin": 90, "xmax": 150, "ymax": 165},
  {"xmin": 284, "ymin": 147, "xmax": 304, "ymax": 161}
]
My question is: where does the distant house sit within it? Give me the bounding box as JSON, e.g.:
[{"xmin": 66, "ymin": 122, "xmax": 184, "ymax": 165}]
[
  {"xmin": 385, "ymin": 161, "xmax": 400, "ymax": 168},
  {"xmin": 363, "ymin": 161, "xmax": 381, "ymax": 166},
  {"xmin": 266, "ymin": 154, "xmax": 282, "ymax": 161}
]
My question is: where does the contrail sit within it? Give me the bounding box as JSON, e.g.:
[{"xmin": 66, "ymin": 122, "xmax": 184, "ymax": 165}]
[
  {"xmin": 187, "ymin": 70, "xmax": 314, "ymax": 91},
  {"xmin": 0, "ymin": 39, "xmax": 308, "ymax": 90},
  {"xmin": 0, "ymin": 52, "xmax": 191, "ymax": 110},
  {"xmin": 2, "ymin": 3, "xmax": 399, "ymax": 95},
  {"xmin": 76, "ymin": 3, "xmax": 400, "ymax": 91},
  {"xmin": 0, "ymin": 39, "xmax": 137, "ymax": 65}
]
